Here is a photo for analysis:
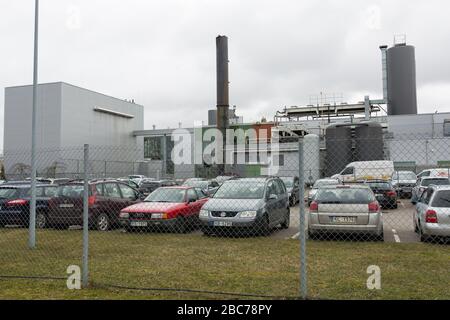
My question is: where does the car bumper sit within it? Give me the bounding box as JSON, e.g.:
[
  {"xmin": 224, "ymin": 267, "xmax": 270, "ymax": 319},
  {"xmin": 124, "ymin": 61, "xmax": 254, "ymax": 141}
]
[
  {"xmin": 308, "ymin": 213, "xmax": 383, "ymax": 235},
  {"xmin": 0, "ymin": 211, "xmax": 28, "ymax": 225},
  {"xmin": 422, "ymin": 223, "xmax": 450, "ymax": 237},
  {"xmin": 199, "ymin": 216, "xmax": 261, "ymax": 229}
]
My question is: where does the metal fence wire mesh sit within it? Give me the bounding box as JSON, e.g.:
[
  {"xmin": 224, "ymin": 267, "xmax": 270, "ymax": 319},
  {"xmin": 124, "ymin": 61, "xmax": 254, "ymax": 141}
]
[{"xmin": 0, "ymin": 131, "xmax": 449, "ymax": 299}]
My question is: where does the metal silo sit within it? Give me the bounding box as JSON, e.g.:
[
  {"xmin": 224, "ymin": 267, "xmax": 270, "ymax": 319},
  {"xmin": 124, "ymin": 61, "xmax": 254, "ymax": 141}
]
[
  {"xmin": 387, "ymin": 43, "xmax": 418, "ymax": 115},
  {"xmin": 325, "ymin": 124, "xmax": 353, "ymax": 177},
  {"xmin": 303, "ymin": 134, "xmax": 320, "ymax": 185},
  {"xmin": 354, "ymin": 122, "xmax": 384, "ymax": 161}
]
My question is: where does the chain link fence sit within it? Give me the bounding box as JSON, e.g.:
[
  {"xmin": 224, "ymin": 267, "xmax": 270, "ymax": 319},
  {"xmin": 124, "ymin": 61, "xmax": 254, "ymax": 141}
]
[{"xmin": 0, "ymin": 130, "xmax": 449, "ymax": 299}]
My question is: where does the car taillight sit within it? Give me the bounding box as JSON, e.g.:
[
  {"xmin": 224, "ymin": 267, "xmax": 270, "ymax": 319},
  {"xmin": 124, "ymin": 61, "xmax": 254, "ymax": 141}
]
[
  {"xmin": 7, "ymin": 199, "xmax": 29, "ymax": 206},
  {"xmin": 386, "ymin": 191, "xmax": 396, "ymax": 197},
  {"xmin": 310, "ymin": 201, "xmax": 318, "ymax": 213},
  {"xmin": 425, "ymin": 210, "xmax": 438, "ymax": 224},
  {"xmin": 88, "ymin": 194, "xmax": 97, "ymax": 206},
  {"xmin": 368, "ymin": 201, "xmax": 379, "ymax": 213}
]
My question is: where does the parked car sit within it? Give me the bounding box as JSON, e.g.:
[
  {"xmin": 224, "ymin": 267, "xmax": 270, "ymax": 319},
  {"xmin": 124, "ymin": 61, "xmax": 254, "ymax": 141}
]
[
  {"xmin": 199, "ymin": 177, "xmax": 290, "ymax": 236},
  {"xmin": 308, "ymin": 185, "xmax": 384, "ymax": 241},
  {"xmin": 215, "ymin": 175, "xmax": 239, "ymax": 185},
  {"xmin": 0, "ymin": 184, "xmax": 58, "ymax": 228},
  {"xmin": 363, "ymin": 180, "xmax": 398, "ymax": 209},
  {"xmin": 411, "ymin": 177, "xmax": 450, "ymax": 204},
  {"xmin": 417, "ymin": 168, "xmax": 450, "ymax": 179},
  {"xmin": 119, "ymin": 186, "xmax": 209, "ymax": 233},
  {"xmin": 183, "ymin": 179, "xmax": 220, "ymax": 196},
  {"xmin": 138, "ymin": 179, "xmax": 178, "ymax": 196},
  {"xmin": 307, "ymin": 178, "xmax": 340, "ymax": 206},
  {"xmin": 25, "ymin": 177, "xmax": 72, "ymax": 185},
  {"xmin": 391, "ymin": 171, "xmax": 417, "ymax": 198},
  {"xmin": 117, "ymin": 177, "xmax": 141, "ymax": 189},
  {"xmin": 414, "ymin": 185, "xmax": 450, "ymax": 242},
  {"xmin": 279, "ymin": 176, "xmax": 300, "ymax": 207},
  {"xmin": 47, "ymin": 180, "xmax": 143, "ymax": 231},
  {"xmin": 331, "ymin": 161, "xmax": 394, "ymax": 183}
]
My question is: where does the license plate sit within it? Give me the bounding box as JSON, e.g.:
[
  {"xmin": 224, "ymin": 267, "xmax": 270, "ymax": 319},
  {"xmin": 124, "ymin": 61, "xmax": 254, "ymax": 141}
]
[
  {"xmin": 59, "ymin": 204, "xmax": 74, "ymax": 208},
  {"xmin": 331, "ymin": 216, "xmax": 357, "ymax": 224},
  {"xmin": 213, "ymin": 221, "xmax": 233, "ymax": 227},
  {"xmin": 130, "ymin": 221, "xmax": 148, "ymax": 227}
]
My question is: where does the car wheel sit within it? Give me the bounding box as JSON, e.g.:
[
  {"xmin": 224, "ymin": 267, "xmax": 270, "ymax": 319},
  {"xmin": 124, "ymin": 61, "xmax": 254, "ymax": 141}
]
[
  {"xmin": 175, "ymin": 217, "xmax": 188, "ymax": 234},
  {"xmin": 281, "ymin": 209, "xmax": 290, "ymax": 229},
  {"xmin": 36, "ymin": 212, "xmax": 47, "ymax": 229},
  {"xmin": 96, "ymin": 213, "xmax": 110, "ymax": 232}
]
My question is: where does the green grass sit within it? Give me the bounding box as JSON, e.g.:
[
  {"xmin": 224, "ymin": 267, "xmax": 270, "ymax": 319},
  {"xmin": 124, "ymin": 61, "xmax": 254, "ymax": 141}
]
[{"xmin": 0, "ymin": 229, "xmax": 449, "ymax": 300}]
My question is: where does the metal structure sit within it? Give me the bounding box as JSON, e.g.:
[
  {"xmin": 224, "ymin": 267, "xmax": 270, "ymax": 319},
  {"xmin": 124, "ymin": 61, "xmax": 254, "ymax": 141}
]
[
  {"xmin": 354, "ymin": 122, "xmax": 384, "ymax": 161},
  {"xmin": 387, "ymin": 43, "xmax": 418, "ymax": 115},
  {"xmin": 325, "ymin": 124, "xmax": 353, "ymax": 177}
]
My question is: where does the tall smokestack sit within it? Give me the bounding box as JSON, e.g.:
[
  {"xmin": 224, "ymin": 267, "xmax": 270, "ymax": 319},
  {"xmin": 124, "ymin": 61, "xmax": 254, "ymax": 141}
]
[{"xmin": 216, "ymin": 35, "xmax": 229, "ymax": 172}]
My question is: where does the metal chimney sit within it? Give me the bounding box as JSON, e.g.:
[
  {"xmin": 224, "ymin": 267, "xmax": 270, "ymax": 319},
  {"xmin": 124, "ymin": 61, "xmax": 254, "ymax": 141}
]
[
  {"xmin": 216, "ymin": 35, "xmax": 229, "ymax": 172},
  {"xmin": 379, "ymin": 45, "xmax": 388, "ymax": 105}
]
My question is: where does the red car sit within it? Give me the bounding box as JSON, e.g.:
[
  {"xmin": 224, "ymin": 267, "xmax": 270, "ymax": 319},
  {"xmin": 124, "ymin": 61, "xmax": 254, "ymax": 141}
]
[{"xmin": 119, "ymin": 186, "xmax": 209, "ymax": 233}]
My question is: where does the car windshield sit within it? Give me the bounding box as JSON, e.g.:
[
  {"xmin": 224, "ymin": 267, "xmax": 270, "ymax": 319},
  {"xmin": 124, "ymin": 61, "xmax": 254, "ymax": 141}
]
[
  {"xmin": 0, "ymin": 188, "xmax": 20, "ymax": 199},
  {"xmin": 281, "ymin": 178, "xmax": 294, "ymax": 188},
  {"xmin": 315, "ymin": 188, "xmax": 375, "ymax": 204},
  {"xmin": 422, "ymin": 179, "xmax": 450, "ymax": 187},
  {"xmin": 313, "ymin": 180, "xmax": 339, "ymax": 188},
  {"xmin": 392, "ymin": 172, "xmax": 417, "ymax": 180},
  {"xmin": 432, "ymin": 190, "xmax": 450, "ymax": 207},
  {"xmin": 213, "ymin": 181, "xmax": 265, "ymax": 199},
  {"xmin": 145, "ymin": 188, "xmax": 185, "ymax": 203}
]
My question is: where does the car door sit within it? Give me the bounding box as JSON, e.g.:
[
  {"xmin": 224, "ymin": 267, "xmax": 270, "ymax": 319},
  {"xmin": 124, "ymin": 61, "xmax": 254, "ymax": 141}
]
[
  {"xmin": 185, "ymin": 188, "xmax": 201, "ymax": 217},
  {"xmin": 103, "ymin": 182, "xmax": 125, "ymax": 218},
  {"xmin": 265, "ymin": 180, "xmax": 279, "ymax": 225},
  {"xmin": 274, "ymin": 179, "xmax": 287, "ymax": 223}
]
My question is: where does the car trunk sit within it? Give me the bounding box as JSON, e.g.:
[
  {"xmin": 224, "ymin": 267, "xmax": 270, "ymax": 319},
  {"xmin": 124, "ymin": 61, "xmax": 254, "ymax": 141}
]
[{"xmin": 318, "ymin": 203, "xmax": 370, "ymax": 225}]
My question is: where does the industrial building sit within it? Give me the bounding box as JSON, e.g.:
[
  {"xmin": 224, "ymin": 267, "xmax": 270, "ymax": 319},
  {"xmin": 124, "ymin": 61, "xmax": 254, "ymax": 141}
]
[{"xmin": 3, "ymin": 35, "xmax": 450, "ymax": 181}]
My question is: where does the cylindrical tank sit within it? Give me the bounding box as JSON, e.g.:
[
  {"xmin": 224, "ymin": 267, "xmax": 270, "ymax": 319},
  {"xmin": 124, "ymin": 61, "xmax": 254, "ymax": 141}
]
[
  {"xmin": 303, "ymin": 134, "xmax": 320, "ymax": 185},
  {"xmin": 325, "ymin": 124, "xmax": 353, "ymax": 177},
  {"xmin": 354, "ymin": 122, "xmax": 384, "ymax": 161},
  {"xmin": 387, "ymin": 44, "xmax": 417, "ymax": 115}
]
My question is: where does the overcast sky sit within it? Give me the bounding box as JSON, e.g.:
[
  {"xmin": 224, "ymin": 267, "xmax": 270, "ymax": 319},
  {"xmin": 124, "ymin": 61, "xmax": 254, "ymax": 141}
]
[{"xmin": 1, "ymin": 0, "xmax": 450, "ymax": 149}]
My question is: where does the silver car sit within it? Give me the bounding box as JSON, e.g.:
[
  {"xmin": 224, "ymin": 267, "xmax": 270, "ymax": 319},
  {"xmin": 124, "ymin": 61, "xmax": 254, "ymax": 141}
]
[
  {"xmin": 391, "ymin": 171, "xmax": 417, "ymax": 198},
  {"xmin": 414, "ymin": 185, "xmax": 450, "ymax": 242},
  {"xmin": 307, "ymin": 178, "xmax": 340, "ymax": 206},
  {"xmin": 411, "ymin": 177, "xmax": 450, "ymax": 204},
  {"xmin": 308, "ymin": 185, "xmax": 384, "ymax": 241},
  {"xmin": 199, "ymin": 177, "xmax": 290, "ymax": 236}
]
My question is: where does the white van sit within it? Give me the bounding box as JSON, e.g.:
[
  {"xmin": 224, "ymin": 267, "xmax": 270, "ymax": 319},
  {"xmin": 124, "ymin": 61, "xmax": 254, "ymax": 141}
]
[
  {"xmin": 416, "ymin": 168, "xmax": 450, "ymax": 179},
  {"xmin": 331, "ymin": 161, "xmax": 395, "ymax": 183}
]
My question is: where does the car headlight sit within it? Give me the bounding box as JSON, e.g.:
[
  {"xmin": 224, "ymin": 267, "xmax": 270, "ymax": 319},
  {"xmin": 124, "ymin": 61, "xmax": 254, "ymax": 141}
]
[
  {"xmin": 119, "ymin": 212, "xmax": 129, "ymax": 219},
  {"xmin": 199, "ymin": 209, "xmax": 210, "ymax": 218},
  {"xmin": 239, "ymin": 211, "xmax": 257, "ymax": 218}
]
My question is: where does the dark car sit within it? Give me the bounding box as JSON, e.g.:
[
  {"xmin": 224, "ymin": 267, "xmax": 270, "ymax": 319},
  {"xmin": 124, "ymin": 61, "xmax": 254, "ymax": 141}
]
[
  {"xmin": 0, "ymin": 184, "xmax": 58, "ymax": 228},
  {"xmin": 279, "ymin": 176, "xmax": 300, "ymax": 207},
  {"xmin": 363, "ymin": 180, "xmax": 398, "ymax": 209},
  {"xmin": 138, "ymin": 179, "xmax": 178, "ymax": 196},
  {"xmin": 47, "ymin": 180, "xmax": 143, "ymax": 231},
  {"xmin": 199, "ymin": 177, "xmax": 290, "ymax": 236},
  {"xmin": 119, "ymin": 186, "xmax": 209, "ymax": 233}
]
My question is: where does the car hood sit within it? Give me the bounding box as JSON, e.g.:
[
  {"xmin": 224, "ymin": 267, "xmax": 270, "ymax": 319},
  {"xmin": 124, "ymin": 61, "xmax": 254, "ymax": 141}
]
[
  {"xmin": 202, "ymin": 198, "xmax": 265, "ymax": 212},
  {"xmin": 122, "ymin": 202, "xmax": 186, "ymax": 213}
]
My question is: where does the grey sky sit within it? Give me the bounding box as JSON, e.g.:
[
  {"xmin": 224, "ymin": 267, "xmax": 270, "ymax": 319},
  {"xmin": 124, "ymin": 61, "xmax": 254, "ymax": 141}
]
[{"xmin": 1, "ymin": 0, "xmax": 450, "ymax": 149}]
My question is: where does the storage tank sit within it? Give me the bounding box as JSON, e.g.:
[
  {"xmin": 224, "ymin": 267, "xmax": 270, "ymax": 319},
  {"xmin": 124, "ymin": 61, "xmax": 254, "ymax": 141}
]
[
  {"xmin": 303, "ymin": 134, "xmax": 320, "ymax": 185},
  {"xmin": 354, "ymin": 122, "xmax": 384, "ymax": 161},
  {"xmin": 325, "ymin": 124, "xmax": 353, "ymax": 177},
  {"xmin": 387, "ymin": 44, "xmax": 418, "ymax": 115}
]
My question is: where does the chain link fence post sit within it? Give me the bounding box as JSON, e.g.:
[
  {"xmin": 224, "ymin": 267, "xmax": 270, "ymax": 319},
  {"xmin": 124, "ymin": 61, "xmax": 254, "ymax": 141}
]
[
  {"xmin": 299, "ymin": 137, "xmax": 307, "ymax": 299},
  {"xmin": 82, "ymin": 144, "xmax": 89, "ymax": 288}
]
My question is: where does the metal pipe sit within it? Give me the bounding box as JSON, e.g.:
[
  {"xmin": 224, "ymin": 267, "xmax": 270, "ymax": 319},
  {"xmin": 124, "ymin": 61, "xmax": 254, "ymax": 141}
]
[
  {"xmin": 82, "ymin": 144, "xmax": 89, "ymax": 288},
  {"xmin": 298, "ymin": 138, "xmax": 307, "ymax": 299},
  {"xmin": 29, "ymin": 0, "xmax": 39, "ymax": 249},
  {"xmin": 379, "ymin": 45, "xmax": 388, "ymax": 106}
]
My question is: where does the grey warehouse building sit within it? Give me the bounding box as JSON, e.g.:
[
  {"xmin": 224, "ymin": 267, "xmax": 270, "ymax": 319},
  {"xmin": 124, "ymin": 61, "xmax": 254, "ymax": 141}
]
[{"xmin": 3, "ymin": 82, "xmax": 145, "ymax": 179}]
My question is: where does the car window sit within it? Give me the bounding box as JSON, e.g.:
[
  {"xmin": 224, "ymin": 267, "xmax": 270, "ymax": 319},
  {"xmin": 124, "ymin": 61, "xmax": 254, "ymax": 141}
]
[
  {"xmin": 422, "ymin": 179, "xmax": 450, "ymax": 187},
  {"xmin": 119, "ymin": 184, "xmax": 137, "ymax": 200},
  {"xmin": 267, "ymin": 181, "xmax": 278, "ymax": 196},
  {"xmin": 341, "ymin": 167, "xmax": 354, "ymax": 175},
  {"xmin": 424, "ymin": 189, "xmax": 434, "ymax": 205},
  {"xmin": 58, "ymin": 185, "xmax": 84, "ymax": 198},
  {"xmin": 104, "ymin": 183, "xmax": 121, "ymax": 198},
  {"xmin": 95, "ymin": 184, "xmax": 104, "ymax": 196},
  {"xmin": 195, "ymin": 188, "xmax": 208, "ymax": 199},
  {"xmin": 44, "ymin": 187, "xmax": 58, "ymax": 197},
  {"xmin": 0, "ymin": 188, "xmax": 20, "ymax": 199},
  {"xmin": 187, "ymin": 189, "xmax": 197, "ymax": 202},
  {"xmin": 431, "ymin": 190, "xmax": 450, "ymax": 207},
  {"xmin": 24, "ymin": 187, "xmax": 45, "ymax": 197},
  {"xmin": 315, "ymin": 188, "xmax": 375, "ymax": 204},
  {"xmin": 276, "ymin": 180, "xmax": 286, "ymax": 194}
]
